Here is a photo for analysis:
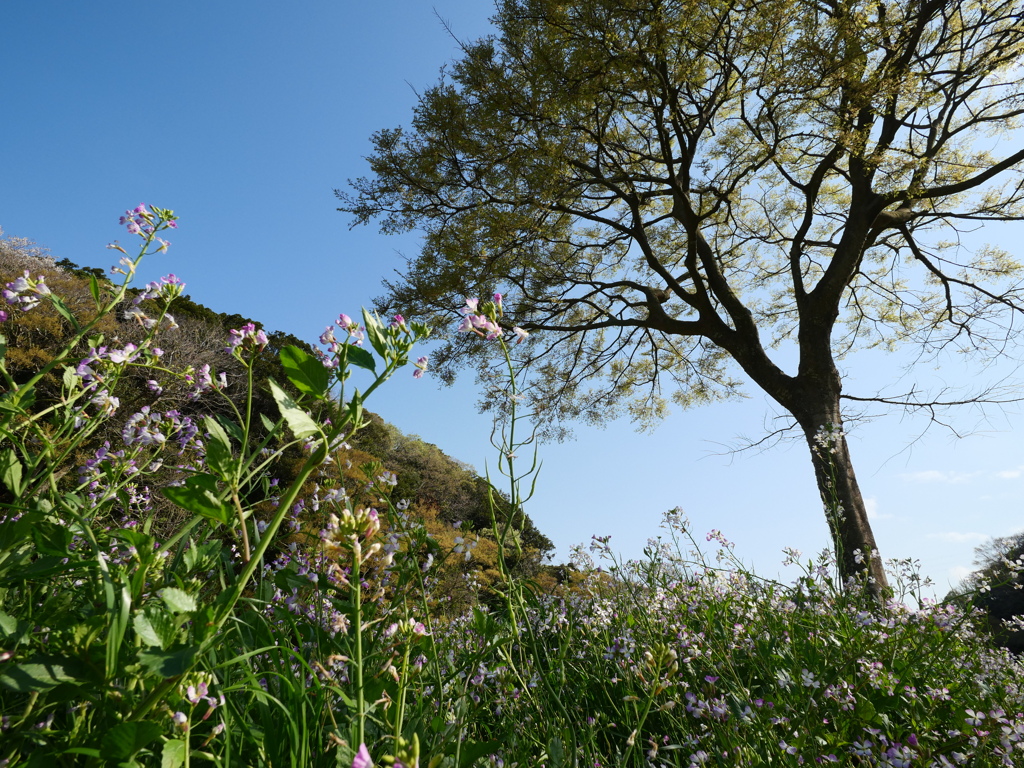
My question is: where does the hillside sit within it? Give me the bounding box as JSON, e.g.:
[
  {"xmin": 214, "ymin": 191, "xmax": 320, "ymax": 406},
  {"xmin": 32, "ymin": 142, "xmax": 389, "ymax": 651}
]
[{"xmin": 0, "ymin": 228, "xmax": 554, "ymax": 600}]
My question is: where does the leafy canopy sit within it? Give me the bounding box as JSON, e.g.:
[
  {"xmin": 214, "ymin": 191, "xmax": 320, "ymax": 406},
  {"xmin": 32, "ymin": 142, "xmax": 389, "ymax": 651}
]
[{"xmin": 343, "ymin": 0, "xmax": 1024, "ymax": 430}]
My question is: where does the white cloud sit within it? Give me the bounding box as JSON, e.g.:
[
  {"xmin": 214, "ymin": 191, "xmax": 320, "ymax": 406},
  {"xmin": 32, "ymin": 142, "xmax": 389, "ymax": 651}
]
[
  {"xmin": 948, "ymin": 565, "xmax": 973, "ymax": 585},
  {"xmin": 995, "ymin": 466, "xmax": 1024, "ymax": 480},
  {"xmin": 901, "ymin": 469, "xmax": 982, "ymax": 484},
  {"xmin": 865, "ymin": 497, "xmax": 892, "ymax": 520},
  {"xmin": 927, "ymin": 531, "xmax": 989, "ymax": 544}
]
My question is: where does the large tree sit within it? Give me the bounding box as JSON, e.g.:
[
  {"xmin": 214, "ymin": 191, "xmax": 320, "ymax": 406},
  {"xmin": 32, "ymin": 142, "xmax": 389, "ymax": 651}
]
[{"xmin": 339, "ymin": 0, "xmax": 1024, "ymax": 599}]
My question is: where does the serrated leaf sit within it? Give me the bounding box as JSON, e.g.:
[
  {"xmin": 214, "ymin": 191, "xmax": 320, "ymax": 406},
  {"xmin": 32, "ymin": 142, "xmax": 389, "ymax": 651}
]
[
  {"xmin": 0, "ymin": 449, "xmax": 23, "ymax": 497},
  {"xmin": 279, "ymin": 345, "xmax": 331, "ymax": 397},
  {"xmin": 48, "ymin": 294, "xmax": 80, "ymax": 331},
  {"xmin": 268, "ymin": 378, "xmax": 320, "ymax": 439},
  {"xmin": 345, "ymin": 343, "xmax": 376, "ymax": 373},
  {"xmin": 161, "ymin": 739, "xmax": 186, "ymax": 768},
  {"xmin": 182, "ymin": 539, "xmax": 221, "ymax": 573},
  {"xmin": 133, "ymin": 605, "xmax": 178, "ymax": 649},
  {"xmin": 100, "ymin": 721, "xmax": 164, "ymax": 761},
  {"xmin": 362, "ymin": 308, "xmax": 389, "ymax": 358},
  {"xmin": 138, "ymin": 646, "xmax": 198, "ymax": 677},
  {"xmin": 203, "ymin": 416, "xmax": 236, "ymax": 478},
  {"xmin": 161, "ymin": 474, "xmax": 231, "ymax": 525},
  {"xmin": 160, "ymin": 587, "xmax": 197, "ymax": 614}
]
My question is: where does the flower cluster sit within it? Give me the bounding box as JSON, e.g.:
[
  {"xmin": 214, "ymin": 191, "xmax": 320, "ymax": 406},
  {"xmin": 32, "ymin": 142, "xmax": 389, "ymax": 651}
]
[
  {"xmin": 228, "ymin": 322, "xmax": 269, "ymax": 354},
  {"xmin": 321, "ymin": 507, "xmax": 392, "ymax": 567},
  {"xmin": 3, "ymin": 270, "xmax": 51, "ymax": 312},
  {"xmin": 456, "ymin": 295, "xmax": 529, "ymax": 343},
  {"xmin": 183, "ymin": 363, "xmax": 228, "ymax": 399}
]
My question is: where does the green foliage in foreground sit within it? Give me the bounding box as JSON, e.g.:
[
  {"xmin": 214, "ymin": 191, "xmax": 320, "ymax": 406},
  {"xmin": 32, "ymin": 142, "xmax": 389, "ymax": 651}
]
[{"xmin": 1, "ymin": 210, "xmax": 1023, "ymax": 767}]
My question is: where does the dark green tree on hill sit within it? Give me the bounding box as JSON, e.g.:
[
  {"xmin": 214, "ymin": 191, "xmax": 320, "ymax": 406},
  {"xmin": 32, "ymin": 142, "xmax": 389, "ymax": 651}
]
[{"xmin": 340, "ymin": 0, "xmax": 1024, "ymax": 600}]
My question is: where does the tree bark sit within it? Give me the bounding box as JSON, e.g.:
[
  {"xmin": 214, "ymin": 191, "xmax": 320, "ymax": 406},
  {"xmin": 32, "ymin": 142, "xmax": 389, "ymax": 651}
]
[{"xmin": 791, "ymin": 398, "xmax": 890, "ymax": 603}]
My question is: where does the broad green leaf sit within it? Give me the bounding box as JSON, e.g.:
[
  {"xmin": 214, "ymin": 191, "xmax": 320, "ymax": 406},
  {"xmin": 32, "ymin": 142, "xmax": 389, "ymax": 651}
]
[
  {"xmin": 203, "ymin": 416, "xmax": 237, "ymax": 478},
  {"xmin": 544, "ymin": 736, "xmax": 566, "ymax": 768},
  {"xmin": 160, "ymin": 587, "xmax": 197, "ymax": 614},
  {"xmin": 0, "ymin": 449, "xmax": 23, "ymax": 497},
  {"xmin": 138, "ymin": 646, "xmax": 198, "ymax": 677},
  {"xmin": 345, "ymin": 343, "xmax": 376, "ymax": 373},
  {"xmin": 183, "ymin": 539, "xmax": 221, "ymax": 573},
  {"xmin": 460, "ymin": 741, "xmax": 504, "ymax": 768},
  {"xmin": 0, "ymin": 657, "xmax": 83, "ymax": 692},
  {"xmin": 279, "ymin": 345, "xmax": 331, "ymax": 396},
  {"xmin": 162, "ymin": 474, "xmax": 231, "ymax": 525},
  {"xmin": 268, "ymin": 378, "xmax": 319, "ymax": 439},
  {"xmin": 216, "ymin": 414, "xmax": 244, "ymax": 445},
  {"xmin": 362, "ymin": 308, "xmax": 389, "ymax": 358},
  {"xmin": 133, "ymin": 605, "xmax": 178, "ymax": 649},
  {"xmin": 161, "ymin": 739, "xmax": 187, "ymax": 768},
  {"xmin": 0, "ymin": 610, "xmax": 30, "ymax": 644},
  {"xmin": 99, "ymin": 720, "xmax": 164, "ymax": 761},
  {"xmin": 49, "ymin": 294, "xmax": 80, "ymax": 331}
]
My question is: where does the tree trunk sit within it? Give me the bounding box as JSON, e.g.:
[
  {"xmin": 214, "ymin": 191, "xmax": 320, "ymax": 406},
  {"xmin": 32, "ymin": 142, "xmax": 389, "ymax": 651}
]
[{"xmin": 792, "ymin": 400, "xmax": 890, "ymax": 603}]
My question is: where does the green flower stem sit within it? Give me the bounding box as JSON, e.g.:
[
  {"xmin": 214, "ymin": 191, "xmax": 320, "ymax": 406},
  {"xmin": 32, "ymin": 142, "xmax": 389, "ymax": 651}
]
[{"xmin": 351, "ymin": 546, "xmax": 366, "ymax": 749}]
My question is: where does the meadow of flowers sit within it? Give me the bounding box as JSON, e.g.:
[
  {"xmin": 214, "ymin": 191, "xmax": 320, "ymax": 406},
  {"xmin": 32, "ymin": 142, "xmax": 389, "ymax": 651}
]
[{"xmin": 1, "ymin": 207, "xmax": 1023, "ymax": 767}]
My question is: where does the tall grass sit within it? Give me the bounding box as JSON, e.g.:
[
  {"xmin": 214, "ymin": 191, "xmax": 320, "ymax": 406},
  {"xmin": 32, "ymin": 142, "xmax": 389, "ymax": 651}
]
[{"xmin": 1, "ymin": 210, "xmax": 1023, "ymax": 767}]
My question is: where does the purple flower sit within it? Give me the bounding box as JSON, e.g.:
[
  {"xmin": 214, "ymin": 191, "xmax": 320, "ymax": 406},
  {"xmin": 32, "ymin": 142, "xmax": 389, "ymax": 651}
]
[
  {"xmin": 413, "ymin": 356, "xmax": 428, "ymax": 379},
  {"xmin": 352, "ymin": 743, "xmax": 373, "ymax": 768},
  {"xmin": 0, "ymin": 310, "xmax": 6, "ymax": 322},
  {"xmin": 228, "ymin": 323, "xmax": 268, "ymax": 353}
]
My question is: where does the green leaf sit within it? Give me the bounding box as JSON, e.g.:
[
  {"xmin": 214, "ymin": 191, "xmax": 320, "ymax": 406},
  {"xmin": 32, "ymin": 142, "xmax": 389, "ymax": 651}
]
[
  {"xmin": 182, "ymin": 539, "xmax": 221, "ymax": 573},
  {"xmin": 268, "ymin": 378, "xmax": 320, "ymax": 439},
  {"xmin": 89, "ymin": 273, "xmax": 103, "ymax": 307},
  {"xmin": 62, "ymin": 365, "xmax": 78, "ymax": 391},
  {"xmin": 0, "ymin": 449, "xmax": 23, "ymax": 497},
  {"xmin": 216, "ymin": 414, "xmax": 245, "ymax": 445},
  {"xmin": 460, "ymin": 741, "xmax": 504, "ymax": 768},
  {"xmin": 0, "ymin": 610, "xmax": 31, "ymax": 644},
  {"xmin": 362, "ymin": 309, "xmax": 389, "ymax": 358},
  {"xmin": 0, "ymin": 657, "xmax": 83, "ymax": 692},
  {"xmin": 133, "ymin": 605, "xmax": 179, "ymax": 649},
  {"xmin": 100, "ymin": 720, "xmax": 164, "ymax": 761},
  {"xmin": 260, "ymin": 413, "xmax": 277, "ymax": 433},
  {"xmin": 48, "ymin": 294, "xmax": 80, "ymax": 331},
  {"xmin": 161, "ymin": 739, "xmax": 187, "ymax": 768},
  {"xmin": 203, "ymin": 416, "xmax": 237, "ymax": 478},
  {"xmin": 138, "ymin": 645, "xmax": 199, "ymax": 677},
  {"xmin": 279, "ymin": 345, "xmax": 331, "ymax": 397},
  {"xmin": 345, "ymin": 343, "xmax": 376, "ymax": 373},
  {"xmin": 0, "ymin": 332, "xmax": 6, "ymax": 362},
  {"xmin": 160, "ymin": 587, "xmax": 197, "ymax": 614},
  {"xmin": 162, "ymin": 474, "xmax": 231, "ymax": 525}
]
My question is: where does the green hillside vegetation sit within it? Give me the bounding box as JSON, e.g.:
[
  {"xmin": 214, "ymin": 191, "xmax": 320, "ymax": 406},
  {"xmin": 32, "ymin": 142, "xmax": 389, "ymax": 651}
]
[{"xmin": 0, "ymin": 230, "xmax": 553, "ymax": 601}]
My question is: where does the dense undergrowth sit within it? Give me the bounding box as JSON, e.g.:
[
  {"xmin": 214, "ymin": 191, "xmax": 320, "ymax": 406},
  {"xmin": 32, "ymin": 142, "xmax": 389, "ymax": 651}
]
[{"xmin": 1, "ymin": 209, "xmax": 1023, "ymax": 767}]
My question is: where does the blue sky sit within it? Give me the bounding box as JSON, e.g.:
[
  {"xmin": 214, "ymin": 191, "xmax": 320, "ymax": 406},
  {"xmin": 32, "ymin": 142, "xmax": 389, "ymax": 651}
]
[{"xmin": 4, "ymin": 1, "xmax": 1023, "ymax": 594}]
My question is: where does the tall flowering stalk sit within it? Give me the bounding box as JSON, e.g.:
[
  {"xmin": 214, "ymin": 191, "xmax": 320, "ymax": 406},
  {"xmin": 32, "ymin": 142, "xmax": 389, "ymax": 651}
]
[{"xmin": 0, "ymin": 206, "xmax": 429, "ymax": 765}]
